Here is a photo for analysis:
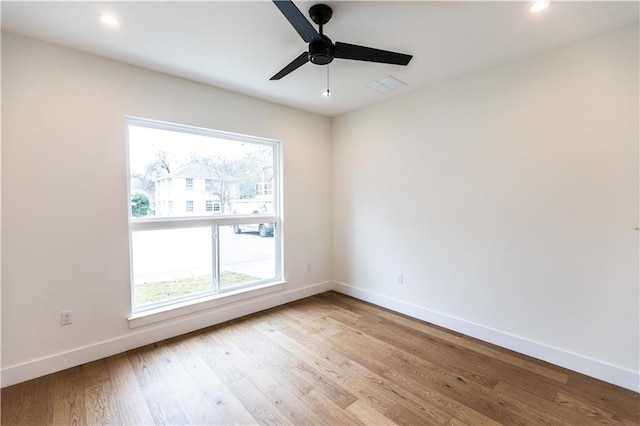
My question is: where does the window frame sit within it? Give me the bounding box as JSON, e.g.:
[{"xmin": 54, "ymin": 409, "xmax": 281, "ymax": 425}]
[{"xmin": 125, "ymin": 117, "xmax": 283, "ymax": 317}]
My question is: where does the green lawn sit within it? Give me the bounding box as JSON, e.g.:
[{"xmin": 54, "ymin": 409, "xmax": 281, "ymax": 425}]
[{"xmin": 135, "ymin": 271, "xmax": 260, "ymax": 306}]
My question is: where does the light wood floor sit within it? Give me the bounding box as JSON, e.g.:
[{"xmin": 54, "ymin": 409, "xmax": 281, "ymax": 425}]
[{"xmin": 2, "ymin": 291, "xmax": 639, "ymax": 425}]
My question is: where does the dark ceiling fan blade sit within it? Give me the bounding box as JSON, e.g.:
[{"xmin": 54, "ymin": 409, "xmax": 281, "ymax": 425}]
[
  {"xmin": 273, "ymin": 0, "xmax": 321, "ymax": 43},
  {"xmin": 270, "ymin": 52, "xmax": 310, "ymax": 80},
  {"xmin": 334, "ymin": 42, "xmax": 413, "ymax": 66}
]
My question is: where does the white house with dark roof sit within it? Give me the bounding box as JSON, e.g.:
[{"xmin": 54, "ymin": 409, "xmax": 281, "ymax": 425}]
[{"xmin": 154, "ymin": 163, "xmax": 239, "ymax": 216}]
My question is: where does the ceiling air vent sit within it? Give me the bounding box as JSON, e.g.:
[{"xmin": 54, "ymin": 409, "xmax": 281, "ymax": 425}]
[{"xmin": 366, "ymin": 75, "xmax": 407, "ymax": 93}]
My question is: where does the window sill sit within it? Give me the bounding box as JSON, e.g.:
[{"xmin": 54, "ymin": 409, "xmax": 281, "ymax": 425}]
[{"xmin": 128, "ymin": 280, "xmax": 287, "ymax": 328}]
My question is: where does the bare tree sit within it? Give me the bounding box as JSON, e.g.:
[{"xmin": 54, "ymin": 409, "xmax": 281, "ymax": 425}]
[
  {"xmin": 189, "ymin": 154, "xmax": 240, "ymax": 213},
  {"xmin": 130, "ymin": 150, "xmax": 177, "ymax": 216},
  {"xmin": 235, "ymin": 147, "xmax": 273, "ymax": 199}
]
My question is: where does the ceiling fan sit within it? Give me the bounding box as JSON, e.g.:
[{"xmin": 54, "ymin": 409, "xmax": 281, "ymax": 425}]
[{"xmin": 270, "ymin": 0, "xmax": 413, "ymax": 80}]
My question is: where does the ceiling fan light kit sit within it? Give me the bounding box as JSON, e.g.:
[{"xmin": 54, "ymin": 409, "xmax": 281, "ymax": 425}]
[{"xmin": 270, "ymin": 0, "xmax": 413, "ymax": 83}]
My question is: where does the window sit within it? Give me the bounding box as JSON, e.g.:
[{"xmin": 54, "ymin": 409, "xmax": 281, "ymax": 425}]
[
  {"xmin": 256, "ymin": 182, "xmax": 273, "ymax": 196},
  {"xmin": 205, "ymin": 200, "xmax": 221, "ymax": 213},
  {"xmin": 127, "ymin": 118, "xmax": 281, "ymax": 314}
]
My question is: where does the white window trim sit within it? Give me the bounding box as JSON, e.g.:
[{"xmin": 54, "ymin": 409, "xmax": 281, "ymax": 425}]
[
  {"xmin": 126, "ymin": 116, "xmax": 283, "ymax": 319},
  {"xmin": 128, "ymin": 280, "xmax": 287, "ymax": 328}
]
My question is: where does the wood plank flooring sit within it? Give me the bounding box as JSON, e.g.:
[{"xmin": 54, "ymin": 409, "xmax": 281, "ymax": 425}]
[{"xmin": 2, "ymin": 291, "xmax": 639, "ymax": 425}]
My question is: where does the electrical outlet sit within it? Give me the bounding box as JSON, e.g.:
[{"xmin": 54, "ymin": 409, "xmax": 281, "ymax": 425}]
[
  {"xmin": 60, "ymin": 310, "xmax": 73, "ymax": 325},
  {"xmin": 306, "ymin": 263, "xmax": 312, "ymax": 272},
  {"xmin": 397, "ymin": 273, "xmax": 404, "ymax": 284}
]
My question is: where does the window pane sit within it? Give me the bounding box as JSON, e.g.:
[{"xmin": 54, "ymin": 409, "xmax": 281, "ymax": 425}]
[
  {"xmin": 131, "ymin": 227, "xmax": 213, "ymax": 308},
  {"xmin": 220, "ymin": 225, "xmax": 275, "ymax": 290},
  {"xmin": 128, "ymin": 125, "xmax": 274, "ymax": 218},
  {"xmin": 127, "ymin": 118, "xmax": 281, "ymax": 314}
]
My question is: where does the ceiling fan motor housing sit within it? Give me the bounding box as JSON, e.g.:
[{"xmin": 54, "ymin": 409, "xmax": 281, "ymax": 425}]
[{"xmin": 309, "ymin": 36, "xmax": 335, "ymax": 65}]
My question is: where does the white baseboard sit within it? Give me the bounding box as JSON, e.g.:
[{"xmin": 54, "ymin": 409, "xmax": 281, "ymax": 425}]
[
  {"xmin": 4, "ymin": 279, "xmax": 638, "ymax": 393},
  {"xmin": 331, "ymin": 281, "xmax": 640, "ymax": 393},
  {"xmin": 1, "ymin": 281, "xmax": 332, "ymax": 388}
]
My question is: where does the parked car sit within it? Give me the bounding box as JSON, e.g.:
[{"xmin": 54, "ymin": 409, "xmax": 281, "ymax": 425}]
[
  {"xmin": 232, "ymin": 210, "xmax": 274, "ymax": 237},
  {"xmin": 232, "ymin": 222, "xmax": 274, "ymax": 237}
]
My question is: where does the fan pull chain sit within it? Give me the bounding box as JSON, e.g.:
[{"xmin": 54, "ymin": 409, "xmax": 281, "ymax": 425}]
[{"xmin": 323, "ymin": 65, "xmax": 331, "ymax": 97}]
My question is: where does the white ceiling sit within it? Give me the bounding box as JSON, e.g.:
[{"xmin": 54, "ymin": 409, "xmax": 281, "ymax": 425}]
[{"xmin": 2, "ymin": 1, "xmax": 638, "ymax": 117}]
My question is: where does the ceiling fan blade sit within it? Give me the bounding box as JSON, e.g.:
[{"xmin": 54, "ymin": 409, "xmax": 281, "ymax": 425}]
[
  {"xmin": 270, "ymin": 52, "xmax": 310, "ymax": 80},
  {"xmin": 273, "ymin": 0, "xmax": 321, "ymax": 43},
  {"xmin": 334, "ymin": 42, "xmax": 413, "ymax": 66}
]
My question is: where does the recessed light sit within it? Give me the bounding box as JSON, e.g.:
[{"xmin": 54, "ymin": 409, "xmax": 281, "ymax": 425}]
[
  {"xmin": 530, "ymin": 1, "xmax": 550, "ymax": 13},
  {"xmin": 99, "ymin": 13, "xmax": 119, "ymax": 27}
]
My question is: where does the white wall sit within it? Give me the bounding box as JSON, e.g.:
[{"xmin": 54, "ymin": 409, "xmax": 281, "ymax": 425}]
[
  {"xmin": 1, "ymin": 32, "xmax": 332, "ymax": 386},
  {"xmin": 3, "ymin": 25, "xmax": 639, "ymax": 392},
  {"xmin": 332, "ymin": 25, "xmax": 639, "ymax": 391}
]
